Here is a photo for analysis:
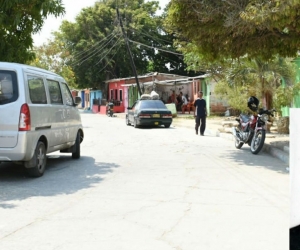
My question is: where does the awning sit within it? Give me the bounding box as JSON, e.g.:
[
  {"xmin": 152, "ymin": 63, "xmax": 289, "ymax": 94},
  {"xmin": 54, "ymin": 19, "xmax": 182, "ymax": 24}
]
[{"xmin": 121, "ymin": 78, "xmax": 204, "ymax": 87}]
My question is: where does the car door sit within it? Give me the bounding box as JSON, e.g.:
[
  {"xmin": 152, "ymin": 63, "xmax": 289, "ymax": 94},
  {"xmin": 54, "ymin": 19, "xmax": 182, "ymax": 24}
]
[
  {"xmin": 26, "ymin": 74, "xmax": 53, "ymax": 145},
  {"xmin": 128, "ymin": 101, "xmax": 138, "ymax": 123},
  {"xmin": 60, "ymin": 82, "xmax": 80, "ymax": 143},
  {"xmin": 46, "ymin": 79, "xmax": 65, "ymax": 147}
]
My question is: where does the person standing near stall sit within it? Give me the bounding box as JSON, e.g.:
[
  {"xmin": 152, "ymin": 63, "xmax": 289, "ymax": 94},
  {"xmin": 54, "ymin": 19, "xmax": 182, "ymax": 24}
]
[{"xmin": 194, "ymin": 91, "xmax": 207, "ymax": 136}]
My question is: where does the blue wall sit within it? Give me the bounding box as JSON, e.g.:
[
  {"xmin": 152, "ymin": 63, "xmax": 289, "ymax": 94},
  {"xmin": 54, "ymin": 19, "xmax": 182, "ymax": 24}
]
[{"xmin": 90, "ymin": 90, "xmax": 102, "ymax": 109}]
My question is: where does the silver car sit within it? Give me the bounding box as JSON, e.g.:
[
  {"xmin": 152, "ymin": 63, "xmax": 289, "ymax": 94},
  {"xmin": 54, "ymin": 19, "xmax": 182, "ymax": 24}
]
[{"xmin": 0, "ymin": 62, "xmax": 84, "ymax": 177}]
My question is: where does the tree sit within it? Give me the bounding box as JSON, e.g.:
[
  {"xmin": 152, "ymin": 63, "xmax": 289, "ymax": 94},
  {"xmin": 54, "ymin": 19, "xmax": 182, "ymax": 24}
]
[
  {"xmin": 141, "ymin": 10, "xmax": 198, "ymax": 76},
  {"xmin": 54, "ymin": 0, "xmax": 194, "ymax": 90},
  {"xmin": 54, "ymin": 0, "xmax": 159, "ymax": 89},
  {"xmin": 214, "ymin": 56, "xmax": 297, "ymax": 112},
  {"xmin": 167, "ymin": 0, "xmax": 300, "ymax": 61},
  {"xmin": 0, "ymin": 0, "xmax": 65, "ymax": 63},
  {"xmin": 30, "ymin": 38, "xmax": 77, "ymax": 88}
]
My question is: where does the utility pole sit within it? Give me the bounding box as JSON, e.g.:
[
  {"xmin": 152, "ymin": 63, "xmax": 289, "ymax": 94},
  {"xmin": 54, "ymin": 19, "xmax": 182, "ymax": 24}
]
[{"xmin": 116, "ymin": 8, "xmax": 143, "ymax": 96}]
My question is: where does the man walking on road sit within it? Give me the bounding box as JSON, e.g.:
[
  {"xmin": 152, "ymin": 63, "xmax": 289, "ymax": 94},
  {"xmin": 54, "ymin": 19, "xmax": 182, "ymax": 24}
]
[{"xmin": 194, "ymin": 91, "xmax": 207, "ymax": 136}]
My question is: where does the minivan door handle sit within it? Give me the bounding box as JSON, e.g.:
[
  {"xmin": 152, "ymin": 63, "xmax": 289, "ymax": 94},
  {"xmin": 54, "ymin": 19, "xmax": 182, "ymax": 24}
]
[{"xmin": 35, "ymin": 125, "xmax": 51, "ymax": 131}]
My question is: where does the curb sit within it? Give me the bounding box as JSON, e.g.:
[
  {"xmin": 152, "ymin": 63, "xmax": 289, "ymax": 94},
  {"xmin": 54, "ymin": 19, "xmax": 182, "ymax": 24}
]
[
  {"xmin": 174, "ymin": 122, "xmax": 289, "ymax": 165},
  {"xmin": 206, "ymin": 128, "xmax": 289, "ymax": 166},
  {"xmin": 113, "ymin": 113, "xmax": 289, "ymax": 165},
  {"xmin": 263, "ymin": 144, "xmax": 289, "ymax": 165}
]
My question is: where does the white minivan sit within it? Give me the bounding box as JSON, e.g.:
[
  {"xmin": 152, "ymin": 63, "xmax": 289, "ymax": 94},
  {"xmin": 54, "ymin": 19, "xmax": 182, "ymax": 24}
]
[{"xmin": 0, "ymin": 62, "xmax": 84, "ymax": 177}]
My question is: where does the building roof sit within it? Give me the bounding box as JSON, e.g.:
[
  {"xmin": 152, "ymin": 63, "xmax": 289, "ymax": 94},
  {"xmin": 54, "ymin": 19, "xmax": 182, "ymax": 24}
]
[{"xmin": 105, "ymin": 72, "xmax": 210, "ymax": 86}]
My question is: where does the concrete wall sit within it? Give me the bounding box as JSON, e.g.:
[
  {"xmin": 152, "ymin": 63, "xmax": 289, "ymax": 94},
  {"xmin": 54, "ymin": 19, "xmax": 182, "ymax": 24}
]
[{"xmin": 290, "ymin": 108, "xmax": 300, "ymax": 228}]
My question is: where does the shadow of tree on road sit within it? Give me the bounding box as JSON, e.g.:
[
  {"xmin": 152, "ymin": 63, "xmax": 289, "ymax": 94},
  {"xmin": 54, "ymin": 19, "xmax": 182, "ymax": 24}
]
[
  {"xmin": 0, "ymin": 155, "xmax": 120, "ymax": 209},
  {"xmin": 221, "ymin": 146, "xmax": 288, "ymax": 174}
]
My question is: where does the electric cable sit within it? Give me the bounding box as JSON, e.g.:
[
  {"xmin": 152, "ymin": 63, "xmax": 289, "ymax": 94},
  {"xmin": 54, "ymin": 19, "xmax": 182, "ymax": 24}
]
[
  {"xmin": 97, "ymin": 41, "xmax": 123, "ymax": 74},
  {"xmin": 95, "ymin": 36, "xmax": 123, "ymax": 66},
  {"xmin": 128, "ymin": 39, "xmax": 183, "ymax": 56},
  {"xmin": 71, "ymin": 31, "xmax": 118, "ymax": 60},
  {"xmin": 69, "ymin": 32, "xmax": 122, "ymax": 67}
]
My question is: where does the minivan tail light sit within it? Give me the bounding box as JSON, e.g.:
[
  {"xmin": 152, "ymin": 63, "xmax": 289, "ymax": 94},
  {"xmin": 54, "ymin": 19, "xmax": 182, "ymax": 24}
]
[{"xmin": 19, "ymin": 104, "xmax": 31, "ymax": 131}]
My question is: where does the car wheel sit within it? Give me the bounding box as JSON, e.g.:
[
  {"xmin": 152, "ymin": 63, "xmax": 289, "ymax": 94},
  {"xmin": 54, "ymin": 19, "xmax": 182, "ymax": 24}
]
[
  {"xmin": 134, "ymin": 118, "xmax": 138, "ymax": 128},
  {"xmin": 165, "ymin": 124, "xmax": 171, "ymax": 128},
  {"xmin": 25, "ymin": 141, "xmax": 47, "ymax": 177},
  {"xmin": 126, "ymin": 115, "xmax": 131, "ymax": 126},
  {"xmin": 72, "ymin": 132, "xmax": 81, "ymax": 159}
]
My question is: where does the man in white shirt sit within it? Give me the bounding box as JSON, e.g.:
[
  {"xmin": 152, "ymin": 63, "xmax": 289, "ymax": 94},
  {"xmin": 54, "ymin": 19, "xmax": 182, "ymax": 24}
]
[{"xmin": 181, "ymin": 92, "xmax": 188, "ymax": 105}]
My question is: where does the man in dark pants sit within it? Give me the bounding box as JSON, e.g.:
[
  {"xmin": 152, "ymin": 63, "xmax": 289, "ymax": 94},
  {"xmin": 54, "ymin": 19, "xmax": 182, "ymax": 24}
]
[{"xmin": 194, "ymin": 91, "xmax": 207, "ymax": 135}]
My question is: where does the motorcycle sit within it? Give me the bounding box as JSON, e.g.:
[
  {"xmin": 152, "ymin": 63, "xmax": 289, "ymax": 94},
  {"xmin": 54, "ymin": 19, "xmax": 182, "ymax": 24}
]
[
  {"xmin": 232, "ymin": 108, "xmax": 275, "ymax": 154},
  {"xmin": 106, "ymin": 101, "xmax": 114, "ymax": 117}
]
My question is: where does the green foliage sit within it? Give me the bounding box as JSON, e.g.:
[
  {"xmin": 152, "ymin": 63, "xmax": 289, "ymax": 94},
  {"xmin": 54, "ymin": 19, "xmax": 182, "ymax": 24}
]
[
  {"xmin": 273, "ymin": 82, "xmax": 300, "ymax": 115},
  {"xmin": 0, "ymin": 0, "xmax": 65, "ymax": 63},
  {"xmin": 29, "ymin": 39, "xmax": 77, "ymax": 88},
  {"xmin": 167, "ymin": 0, "xmax": 300, "ymax": 61},
  {"xmin": 214, "ymin": 57, "xmax": 297, "ymax": 113},
  {"xmin": 51, "ymin": 0, "xmax": 194, "ymax": 90},
  {"xmin": 214, "ymin": 80, "xmax": 250, "ymax": 114}
]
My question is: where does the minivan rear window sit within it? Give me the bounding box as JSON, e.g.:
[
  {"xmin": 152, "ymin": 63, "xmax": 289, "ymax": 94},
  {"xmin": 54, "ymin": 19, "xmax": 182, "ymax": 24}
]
[{"xmin": 0, "ymin": 70, "xmax": 18, "ymax": 105}]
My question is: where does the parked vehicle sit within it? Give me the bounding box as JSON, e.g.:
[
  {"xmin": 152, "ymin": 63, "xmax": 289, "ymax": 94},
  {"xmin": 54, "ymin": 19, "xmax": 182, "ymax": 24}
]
[
  {"xmin": 0, "ymin": 62, "xmax": 84, "ymax": 177},
  {"xmin": 126, "ymin": 96, "xmax": 172, "ymax": 128},
  {"xmin": 106, "ymin": 101, "xmax": 114, "ymax": 117},
  {"xmin": 232, "ymin": 96, "xmax": 275, "ymax": 154}
]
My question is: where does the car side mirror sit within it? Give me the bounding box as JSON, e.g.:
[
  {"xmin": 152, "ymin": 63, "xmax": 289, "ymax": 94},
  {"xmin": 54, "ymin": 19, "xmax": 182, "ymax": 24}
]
[{"xmin": 73, "ymin": 96, "xmax": 82, "ymax": 105}]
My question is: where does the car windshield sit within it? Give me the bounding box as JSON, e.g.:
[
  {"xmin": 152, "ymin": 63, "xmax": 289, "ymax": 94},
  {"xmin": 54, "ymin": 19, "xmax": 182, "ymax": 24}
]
[{"xmin": 140, "ymin": 100, "xmax": 166, "ymax": 109}]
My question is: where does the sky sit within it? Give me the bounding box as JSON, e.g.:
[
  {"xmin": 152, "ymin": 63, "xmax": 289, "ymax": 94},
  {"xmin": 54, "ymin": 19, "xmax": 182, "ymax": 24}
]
[{"xmin": 33, "ymin": 0, "xmax": 170, "ymax": 46}]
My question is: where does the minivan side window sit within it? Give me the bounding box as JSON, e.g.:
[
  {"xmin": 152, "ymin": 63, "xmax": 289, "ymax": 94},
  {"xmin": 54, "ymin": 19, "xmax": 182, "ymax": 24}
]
[
  {"xmin": 61, "ymin": 83, "xmax": 74, "ymax": 106},
  {"xmin": 47, "ymin": 80, "xmax": 63, "ymax": 104},
  {"xmin": 0, "ymin": 70, "xmax": 18, "ymax": 105},
  {"xmin": 28, "ymin": 76, "xmax": 47, "ymax": 104}
]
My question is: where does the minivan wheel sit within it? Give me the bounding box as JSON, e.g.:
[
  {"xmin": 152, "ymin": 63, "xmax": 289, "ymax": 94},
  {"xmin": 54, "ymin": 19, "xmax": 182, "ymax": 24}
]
[
  {"xmin": 72, "ymin": 132, "xmax": 81, "ymax": 159},
  {"xmin": 25, "ymin": 141, "xmax": 47, "ymax": 177}
]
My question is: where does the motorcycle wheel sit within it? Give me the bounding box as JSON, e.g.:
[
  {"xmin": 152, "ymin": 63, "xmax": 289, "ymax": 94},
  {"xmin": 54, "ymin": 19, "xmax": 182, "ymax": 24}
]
[
  {"xmin": 250, "ymin": 129, "xmax": 266, "ymax": 154},
  {"xmin": 235, "ymin": 138, "xmax": 244, "ymax": 149}
]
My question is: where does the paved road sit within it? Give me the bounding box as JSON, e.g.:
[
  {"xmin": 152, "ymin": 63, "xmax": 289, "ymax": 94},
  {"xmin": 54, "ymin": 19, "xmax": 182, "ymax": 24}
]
[{"xmin": 0, "ymin": 113, "xmax": 289, "ymax": 250}]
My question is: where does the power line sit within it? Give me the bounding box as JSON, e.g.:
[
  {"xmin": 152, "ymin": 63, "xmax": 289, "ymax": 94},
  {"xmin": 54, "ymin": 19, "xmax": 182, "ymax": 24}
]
[
  {"xmin": 73, "ymin": 32, "xmax": 120, "ymax": 65},
  {"xmin": 116, "ymin": 7, "xmax": 142, "ymax": 96},
  {"xmin": 69, "ymin": 32, "xmax": 122, "ymax": 67},
  {"xmin": 128, "ymin": 39, "xmax": 183, "ymax": 56},
  {"xmin": 97, "ymin": 42, "xmax": 123, "ymax": 74},
  {"xmin": 129, "ymin": 27, "xmax": 174, "ymax": 45},
  {"xmin": 95, "ymin": 37, "xmax": 122, "ymax": 66},
  {"xmin": 71, "ymin": 31, "xmax": 118, "ymax": 60}
]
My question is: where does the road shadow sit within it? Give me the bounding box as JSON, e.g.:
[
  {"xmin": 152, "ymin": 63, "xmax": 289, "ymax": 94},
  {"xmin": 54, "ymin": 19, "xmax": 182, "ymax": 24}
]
[
  {"xmin": 221, "ymin": 145, "xmax": 288, "ymax": 174},
  {"xmin": 0, "ymin": 155, "xmax": 120, "ymax": 209}
]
